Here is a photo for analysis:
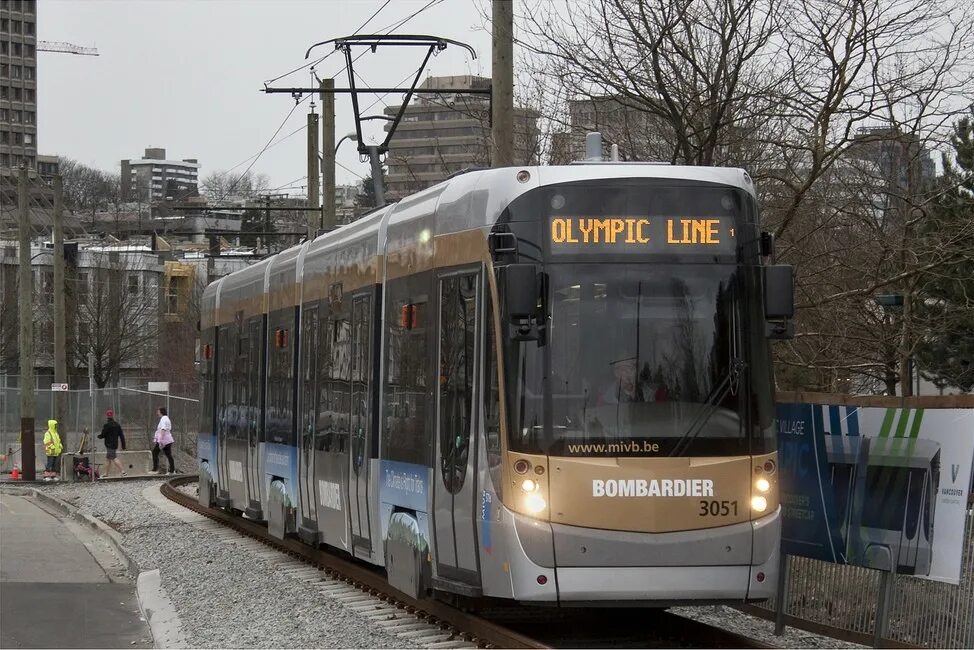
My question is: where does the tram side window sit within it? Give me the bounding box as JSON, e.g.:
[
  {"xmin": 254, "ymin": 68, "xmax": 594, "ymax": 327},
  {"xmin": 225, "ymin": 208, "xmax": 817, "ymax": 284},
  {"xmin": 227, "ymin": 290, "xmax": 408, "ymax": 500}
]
[
  {"xmin": 381, "ymin": 274, "xmax": 432, "ymax": 467},
  {"xmin": 267, "ymin": 314, "xmax": 295, "ymax": 446},
  {"xmin": 247, "ymin": 318, "xmax": 262, "ymax": 444},
  {"xmin": 318, "ymin": 302, "xmax": 351, "ymax": 452},
  {"xmin": 200, "ymin": 332, "xmax": 215, "ymax": 436},
  {"xmin": 438, "ymin": 274, "xmax": 477, "ymax": 494},
  {"xmin": 300, "ymin": 306, "xmax": 319, "ymax": 446},
  {"xmin": 350, "ymin": 295, "xmax": 372, "ymax": 472},
  {"xmin": 217, "ymin": 326, "xmax": 231, "ymax": 438},
  {"xmin": 234, "ymin": 327, "xmax": 247, "ymax": 440},
  {"xmin": 484, "ymin": 289, "xmax": 503, "ymax": 496}
]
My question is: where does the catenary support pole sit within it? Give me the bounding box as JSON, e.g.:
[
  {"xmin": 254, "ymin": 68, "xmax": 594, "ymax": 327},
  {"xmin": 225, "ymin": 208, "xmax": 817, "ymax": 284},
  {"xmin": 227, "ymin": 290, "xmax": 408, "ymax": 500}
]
[
  {"xmin": 367, "ymin": 146, "xmax": 386, "ymax": 208},
  {"xmin": 321, "ymin": 78, "xmax": 336, "ymax": 232},
  {"xmin": 307, "ymin": 110, "xmax": 320, "ymax": 239},
  {"xmin": 18, "ymin": 166, "xmax": 36, "ymax": 481},
  {"xmin": 53, "ymin": 176, "xmax": 67, "ymax": 445},
  {"xmin": 491, "ymin": 0, "xmax": 514, "ymax": 167}
]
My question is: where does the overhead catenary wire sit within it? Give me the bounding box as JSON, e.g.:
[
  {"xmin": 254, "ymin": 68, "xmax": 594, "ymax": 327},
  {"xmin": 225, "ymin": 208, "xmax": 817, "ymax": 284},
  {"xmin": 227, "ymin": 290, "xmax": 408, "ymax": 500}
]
[
  {"xmin": 205, "ymin": 0, "xmax": 404, "ymax": 199},
  {"xmin": 262, "ymin": 0, "xmax": 393, "ymax": 86},
  {"xmin": 215, "ymin": 100, "xmax": 305, "ymax": 201},
  {"xmin": 232, "ymin": 0, "xmax": 449, "ymax": 200}
]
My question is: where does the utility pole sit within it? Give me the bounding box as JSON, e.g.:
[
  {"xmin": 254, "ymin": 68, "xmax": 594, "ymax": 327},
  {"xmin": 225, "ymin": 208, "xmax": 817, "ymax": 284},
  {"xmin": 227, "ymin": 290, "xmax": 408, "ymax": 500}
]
[
  {"xmin": 491, "ymin": 0, "xmax": 515, "ymax": 167},
  {"xmin": 321, "ymin": 77, "xmax": 336, "ymax": 232},
  {"xmin": 264, "ymin": 195, "xmax": 271, "ymax": 253},
  {"xmin": 53, "ymin": 176, "xmax": 67, "ymax": 440},
  {"xmin": 18, "ymin": 167, "xmax": 36, "ymax": 481},
  {"xmin": 307, "ymin": 110, "xmax": 320, "ymax": 239}
]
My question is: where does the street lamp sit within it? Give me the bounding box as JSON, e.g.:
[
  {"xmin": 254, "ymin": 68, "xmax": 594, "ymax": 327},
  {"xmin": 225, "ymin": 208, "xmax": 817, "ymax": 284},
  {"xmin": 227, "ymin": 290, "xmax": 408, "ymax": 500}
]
[
  {"xmin": 335, "ymin": 132, "xmax": 358, "ymax": 155},
  {"xmin": 319, "ymin": 132, "xmax": 359, "ymax": 164}
]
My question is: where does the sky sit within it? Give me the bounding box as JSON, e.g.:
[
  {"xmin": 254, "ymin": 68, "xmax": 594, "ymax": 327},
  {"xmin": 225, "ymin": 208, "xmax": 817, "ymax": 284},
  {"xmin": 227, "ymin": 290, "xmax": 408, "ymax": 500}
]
[{"xmin": 39, "ymin": 0, "xmax": 495, "ymax": 195}]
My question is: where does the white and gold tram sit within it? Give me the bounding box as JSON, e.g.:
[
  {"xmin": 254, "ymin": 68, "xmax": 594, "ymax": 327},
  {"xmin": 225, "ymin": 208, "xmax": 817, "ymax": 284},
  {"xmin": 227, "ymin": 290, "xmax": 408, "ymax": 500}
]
[{"xmin": 198, "ymin": 163, "xmax": 795, "ymax": 605}]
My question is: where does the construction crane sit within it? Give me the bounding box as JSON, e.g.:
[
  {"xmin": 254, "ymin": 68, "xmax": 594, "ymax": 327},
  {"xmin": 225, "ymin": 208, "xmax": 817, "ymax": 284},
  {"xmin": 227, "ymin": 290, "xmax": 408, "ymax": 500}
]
[{"xmin": 36, "ymin": 41, "xmax": 99, "ymax": 56}]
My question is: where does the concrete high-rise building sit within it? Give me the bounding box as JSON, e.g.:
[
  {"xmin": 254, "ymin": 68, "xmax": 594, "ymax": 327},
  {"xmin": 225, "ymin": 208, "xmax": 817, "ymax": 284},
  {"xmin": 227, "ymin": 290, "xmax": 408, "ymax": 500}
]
[
  {"xmin": 382, "ymin": 75, "xmax": 539, "ymax": 199},
  {"xmin": 0, "ymin": 0, "xmax": 39, "ymax": 174},
  {"xmin": 550, "ymin": 96, "xmax": 670, "ymax": 165},
  {"xmin": 121, "ymin": 148, "xmax": 201, "ymax": 202}
]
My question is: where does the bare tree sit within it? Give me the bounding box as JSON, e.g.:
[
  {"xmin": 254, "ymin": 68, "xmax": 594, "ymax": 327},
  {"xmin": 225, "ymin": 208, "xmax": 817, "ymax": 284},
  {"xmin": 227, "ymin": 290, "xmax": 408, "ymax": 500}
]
[
  {"xmin": 520, "ymin": 0, "xmax": 974, "ymax": 394},
  {"xmin": 58, "ymin": 158, "xmax": 116, "ymax": 227},
  {"xmin": 71, "ymin": 250, "xmax": 162, "ymax": 387},
  {"xmin": 199, "ymin": 170, "xmax": 271, "ymax": 202}
]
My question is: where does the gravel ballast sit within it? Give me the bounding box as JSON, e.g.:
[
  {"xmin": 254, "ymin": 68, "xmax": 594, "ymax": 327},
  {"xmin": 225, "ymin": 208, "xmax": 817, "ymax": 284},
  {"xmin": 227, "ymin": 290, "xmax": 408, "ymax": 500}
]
[
  {"xmin": 10, "ymin": 480, "xmax": 417, "ymax": 649},
  {"xmin": 5, "ymin": 480, "xmax": 864, "ymax": 649},
  {"xmin": 670, "ymin": 605, "xmax": 866, "ymax": 648}
]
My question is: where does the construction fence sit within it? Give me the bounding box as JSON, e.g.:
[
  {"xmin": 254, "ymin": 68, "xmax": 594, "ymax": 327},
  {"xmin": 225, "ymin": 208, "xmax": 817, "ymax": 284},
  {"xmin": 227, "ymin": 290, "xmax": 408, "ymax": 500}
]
[{"xmin": 0, "ymin": 386, "xmax": 199, "ymax": 472}]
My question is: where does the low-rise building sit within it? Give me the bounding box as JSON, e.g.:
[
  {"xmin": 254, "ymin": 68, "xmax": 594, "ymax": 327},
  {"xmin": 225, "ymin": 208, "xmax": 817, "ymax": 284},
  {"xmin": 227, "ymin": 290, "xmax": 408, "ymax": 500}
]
[{"xmin": 121, "ymin": 147, "xmax": 200, "ymax": 202}]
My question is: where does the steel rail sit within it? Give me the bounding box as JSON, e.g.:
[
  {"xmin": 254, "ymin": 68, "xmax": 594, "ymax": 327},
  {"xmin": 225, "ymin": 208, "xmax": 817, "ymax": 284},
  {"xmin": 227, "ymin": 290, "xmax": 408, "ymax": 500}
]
[{"xmin": 162, "ymin": 476, "xmax": 774, "ymax": 649}]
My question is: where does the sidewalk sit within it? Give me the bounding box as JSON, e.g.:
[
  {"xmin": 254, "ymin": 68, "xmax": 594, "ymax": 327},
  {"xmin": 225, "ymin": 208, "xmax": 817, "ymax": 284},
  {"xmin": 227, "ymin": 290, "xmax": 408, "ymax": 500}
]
[{"xmin": 0, "ymin": 493, "xmax": 152, "ymax": 648}]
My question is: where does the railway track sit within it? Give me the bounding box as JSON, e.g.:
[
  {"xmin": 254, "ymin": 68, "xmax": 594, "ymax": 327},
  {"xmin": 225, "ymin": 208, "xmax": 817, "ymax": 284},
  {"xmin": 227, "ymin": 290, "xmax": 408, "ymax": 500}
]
[{"xmin": 162, "ymin": 476, "xmax": 773, "ymax": 649}]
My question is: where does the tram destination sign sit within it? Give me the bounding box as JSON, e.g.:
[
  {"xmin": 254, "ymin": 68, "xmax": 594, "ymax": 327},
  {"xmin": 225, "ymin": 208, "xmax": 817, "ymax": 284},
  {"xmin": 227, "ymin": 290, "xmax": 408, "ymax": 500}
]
[{"xmin": 549, "ymin": 216, "xmax": 737, "ymax": 255}]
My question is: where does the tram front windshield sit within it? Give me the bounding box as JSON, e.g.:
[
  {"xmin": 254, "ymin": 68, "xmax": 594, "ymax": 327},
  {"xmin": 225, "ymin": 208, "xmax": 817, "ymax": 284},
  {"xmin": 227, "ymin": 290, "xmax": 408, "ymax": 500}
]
[{"xmin": 507, "ymin": 263, "xmax": 770, "ymax": 457}]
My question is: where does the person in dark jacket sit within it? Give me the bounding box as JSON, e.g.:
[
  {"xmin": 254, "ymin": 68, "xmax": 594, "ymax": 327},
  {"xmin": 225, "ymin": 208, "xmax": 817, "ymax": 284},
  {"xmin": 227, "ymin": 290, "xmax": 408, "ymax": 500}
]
[{"xmin": 98, "ymin": 410, "xmax": 127, "ymax": 478}]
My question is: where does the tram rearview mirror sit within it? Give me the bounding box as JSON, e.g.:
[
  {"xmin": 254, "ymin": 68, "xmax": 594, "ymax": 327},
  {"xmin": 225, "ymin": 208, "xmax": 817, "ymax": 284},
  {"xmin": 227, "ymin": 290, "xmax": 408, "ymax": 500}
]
[
  {"xmin": 500, "ymin": 264, "xmax": 539, "ymax": 319},
  {"xmin": 764, "ymin": 264, "xmax": 794, "ymax": 320}
]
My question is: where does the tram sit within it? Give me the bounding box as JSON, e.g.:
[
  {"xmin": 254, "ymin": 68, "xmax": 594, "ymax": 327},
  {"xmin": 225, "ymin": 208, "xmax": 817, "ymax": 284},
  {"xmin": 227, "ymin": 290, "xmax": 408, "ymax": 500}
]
[{"xmin": 197, "ymin": 162, "xmax": 794, "ymax": 605}]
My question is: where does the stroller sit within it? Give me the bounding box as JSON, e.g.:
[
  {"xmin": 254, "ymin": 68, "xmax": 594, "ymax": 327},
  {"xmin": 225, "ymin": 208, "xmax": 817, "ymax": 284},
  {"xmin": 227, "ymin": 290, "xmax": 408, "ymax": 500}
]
[{"xmin": 72, "ymin": 455, "xmax": 100, "ymax": 481}]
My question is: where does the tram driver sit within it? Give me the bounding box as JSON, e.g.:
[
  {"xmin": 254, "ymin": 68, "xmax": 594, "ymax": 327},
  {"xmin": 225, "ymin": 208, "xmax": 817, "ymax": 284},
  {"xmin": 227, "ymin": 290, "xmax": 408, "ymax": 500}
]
[{"xmin": 596, "ymin": 357, "xmax": 669, "ymax": 405}]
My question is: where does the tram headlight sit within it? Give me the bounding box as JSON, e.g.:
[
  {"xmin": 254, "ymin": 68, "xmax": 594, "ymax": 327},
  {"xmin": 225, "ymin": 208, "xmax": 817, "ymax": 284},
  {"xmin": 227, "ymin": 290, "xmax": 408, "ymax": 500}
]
[
  {"xmin": 521, "ymin": 479, "xmax": 538, "ymax": 493},
  {"xmin": 750, "ymin": 495, "xmax": 768, "ymax": 513},
  {"xmin": 525, "ymin": 493, "xmax": 546, "ymax": 514},
  {"xmin": 755, "ymin": 477, "xmax": 771, "ymax": 493}
]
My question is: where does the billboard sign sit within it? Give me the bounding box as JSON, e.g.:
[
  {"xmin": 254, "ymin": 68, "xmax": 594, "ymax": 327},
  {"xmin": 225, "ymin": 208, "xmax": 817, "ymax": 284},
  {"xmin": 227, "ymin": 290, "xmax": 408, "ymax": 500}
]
[{"xmin": 777, "ymin": 402, "xmax": 973, "ymax": 584}]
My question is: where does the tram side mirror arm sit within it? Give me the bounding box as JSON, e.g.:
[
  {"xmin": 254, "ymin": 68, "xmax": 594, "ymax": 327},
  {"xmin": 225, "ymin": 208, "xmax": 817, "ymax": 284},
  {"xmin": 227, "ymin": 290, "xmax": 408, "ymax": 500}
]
[
  {"xmin": 764, "ymin": 264, "xmax": 795, "ymax": 339},
  {"xmin": 497, "ymin": 264, "xmax": 544, "ymax": 343}
]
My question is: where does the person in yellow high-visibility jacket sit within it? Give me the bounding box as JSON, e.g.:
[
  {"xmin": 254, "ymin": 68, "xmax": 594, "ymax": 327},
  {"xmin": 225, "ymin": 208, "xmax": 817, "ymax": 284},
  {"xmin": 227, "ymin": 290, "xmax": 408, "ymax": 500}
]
[{"xmin": 43, "ymin": 419, "xmax": 63, "ymax": 480}]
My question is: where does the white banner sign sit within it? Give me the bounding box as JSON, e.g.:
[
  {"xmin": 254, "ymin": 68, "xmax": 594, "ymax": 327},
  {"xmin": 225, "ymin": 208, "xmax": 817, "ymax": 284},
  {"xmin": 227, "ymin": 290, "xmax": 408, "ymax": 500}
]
[{"xmin": 147, "ymin": 381, "xmax": 170, "ymax": 393}]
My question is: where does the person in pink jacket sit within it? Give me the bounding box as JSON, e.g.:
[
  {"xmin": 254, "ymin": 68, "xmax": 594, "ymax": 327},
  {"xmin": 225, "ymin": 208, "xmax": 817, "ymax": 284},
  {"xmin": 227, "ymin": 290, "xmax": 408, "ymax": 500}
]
[{"xmin": 150, "ymin": 407, "xmax": 176, "ymax": 474}]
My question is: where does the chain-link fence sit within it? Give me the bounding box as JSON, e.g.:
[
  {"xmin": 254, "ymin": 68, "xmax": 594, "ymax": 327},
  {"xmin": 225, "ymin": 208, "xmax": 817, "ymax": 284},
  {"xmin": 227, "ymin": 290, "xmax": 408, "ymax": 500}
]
[
  {"xmin": 0, "ymin": 386, "xmax": 198, "ymax": 472},
  {"xmin": 745, "ymin": 501, "xmax": 974, "ymax": 648}
]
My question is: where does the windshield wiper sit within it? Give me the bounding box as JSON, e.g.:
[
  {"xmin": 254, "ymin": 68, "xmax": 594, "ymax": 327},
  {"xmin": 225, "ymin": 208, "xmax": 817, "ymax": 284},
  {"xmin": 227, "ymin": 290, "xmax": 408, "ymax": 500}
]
[{"xmin": 668, "ymin": 357, "xmax": 746, "ymax": 457}]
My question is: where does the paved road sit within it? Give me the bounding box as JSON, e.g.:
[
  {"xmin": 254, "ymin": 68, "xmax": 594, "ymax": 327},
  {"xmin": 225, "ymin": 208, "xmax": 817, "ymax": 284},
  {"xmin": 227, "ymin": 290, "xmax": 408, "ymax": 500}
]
[{"xmin": 0, "ymin": 493, "xmax": 151, "ymax": 648}]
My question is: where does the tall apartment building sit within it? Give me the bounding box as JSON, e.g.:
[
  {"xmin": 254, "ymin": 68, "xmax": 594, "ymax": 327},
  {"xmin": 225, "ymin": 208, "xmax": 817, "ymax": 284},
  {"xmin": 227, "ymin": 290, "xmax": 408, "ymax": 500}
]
[
  {"xmin": 382, "ymin": 75, "xmax": 539, "ymax": 199},
  {"xmin": 121, "ymin": 147, "xmax": 200, "ymax": 202},
  {"xmin": 550, "ymin": 96, "xmax": 670, "ymax": 165},
  {"xmin": 0, "ymin": 0, "xmax": 39, "ymax": 174}
]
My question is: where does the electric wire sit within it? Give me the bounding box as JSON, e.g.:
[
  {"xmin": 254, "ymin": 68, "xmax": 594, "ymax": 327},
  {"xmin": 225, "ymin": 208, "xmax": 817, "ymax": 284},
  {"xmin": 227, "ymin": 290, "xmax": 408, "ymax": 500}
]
[{"xmin": 262, "ymin": 0, "xmax": 392, "ymax": 85}]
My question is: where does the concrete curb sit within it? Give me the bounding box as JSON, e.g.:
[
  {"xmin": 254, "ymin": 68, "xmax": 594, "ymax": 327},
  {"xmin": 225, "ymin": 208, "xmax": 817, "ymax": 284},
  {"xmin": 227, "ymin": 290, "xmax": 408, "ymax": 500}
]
[
  {"xmin": 9, "ymin": 485, "xmax": 188, "ymax": 648},
  {"xmin": 25, "ymin": 487, "xmax": 142, "ymax": 578},
  {"xmin": 137, "ymin": 569, "xmax": 188, "ymax": 649}
]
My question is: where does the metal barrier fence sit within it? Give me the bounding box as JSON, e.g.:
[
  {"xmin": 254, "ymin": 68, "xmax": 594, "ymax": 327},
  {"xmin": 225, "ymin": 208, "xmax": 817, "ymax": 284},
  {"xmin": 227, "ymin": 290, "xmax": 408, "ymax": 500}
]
[
  {"xmin": 0, "ymin": 387, "xmax": 199, "ymax": 471},
  {"xmin": 747, "ymin": 502, "xmax": 974, "ymax": 648}
]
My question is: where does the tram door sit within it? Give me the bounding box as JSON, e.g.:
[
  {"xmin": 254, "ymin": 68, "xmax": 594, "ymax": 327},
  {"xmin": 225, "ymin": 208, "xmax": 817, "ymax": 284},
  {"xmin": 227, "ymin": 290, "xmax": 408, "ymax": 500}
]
[
  {"xmin": 244, "ymin": 318, "xmax": 263, "ymax": 515},
  {"xmin": 348, "ymin": 294, "xmax": 373, "ymax": 555},
  {"xmin": 432, "ymin": 272, "xmax": 481, "ymax": 585},
  {"xmin": 315, "ymin": 300, "xmax": 351, "ymax": 551},
  {"xmin": 216, "ymin": 325, "xmax": 232, "ymax": 498},
  {"xmin": 298, "ymin": 306, "xmax": 320, "ymax": 538}
]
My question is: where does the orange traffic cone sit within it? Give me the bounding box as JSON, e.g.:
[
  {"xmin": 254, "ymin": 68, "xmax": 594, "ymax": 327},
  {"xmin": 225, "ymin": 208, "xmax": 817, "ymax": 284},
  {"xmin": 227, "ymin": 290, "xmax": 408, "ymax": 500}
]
[{"xmin": 10, "ymin": 467, "xmax": 20, "ymax": 480}]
